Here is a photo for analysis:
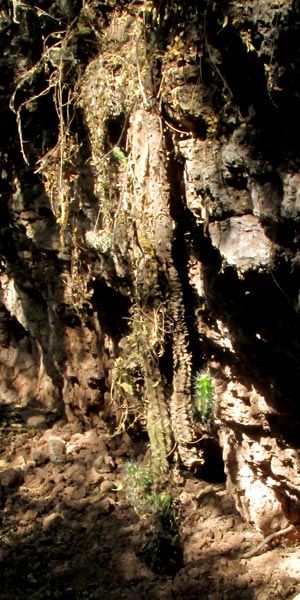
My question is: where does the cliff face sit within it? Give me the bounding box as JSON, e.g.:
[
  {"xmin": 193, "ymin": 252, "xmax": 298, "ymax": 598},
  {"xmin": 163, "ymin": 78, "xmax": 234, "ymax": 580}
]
[{"xmin": 1, "ymin": 0, "xmax": 300, "ymax": 533}]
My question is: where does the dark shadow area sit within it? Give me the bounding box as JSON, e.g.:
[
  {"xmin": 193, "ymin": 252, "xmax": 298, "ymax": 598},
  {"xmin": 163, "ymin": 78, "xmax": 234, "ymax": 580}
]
[
  {"xmin": 0, "ymin": 303, "xmax": 28, "ymax": 349},
  {"xmin": 0, "ymin": 420, "xmax": 257, "ymax": 600},
  {"xmin": 171, "ymin": 480, "xmax": 257, "ymax": 600},
  {"xmin": 104, "ymin": 114, "xmax": 128, "ymax": 151},
  {"xmin": 166, "ymin": 137, "xmax": 227, "ymax": 486},
  {"xmin": 210, "ymin": 1, "xmax": 300, "ymax": 167},
  {"xmin": 0, "ymin": 398, "xmax": 58, "ymax": 433},
  {"xmin": 191, "ymin": 219, "xmax": 300, "ymax": 446},
  {"xmin": 0, "ymin": 488, "xmax": 147, "ymax": 600},
  {"xmin": 263, "ymin": 4, "xmax": 300, "ymax": 162},
  {"xmin": 166, "ymin": 134, "xmax": 210, "ymax": 373},
  {"xmin": 174, "ymin": 571, "xmax": 255, "ymax": 600},
  {"xmin": 197, "ymin": 436, "xmax": 227, "ymax": 484},
  {"xmin": 91, "ymin": 277, "xmax": 131, "ymax": 345},
  {"xmin": 0, "ymin": 422, "xmax": 175, "ymax": 598},
  {"xmin": 0, "ymin": 402, "xmax": 28, "ymax": 431},
  {"xmin": 209, "ymin": 265, "xmax": 300, "ymax": 411}
]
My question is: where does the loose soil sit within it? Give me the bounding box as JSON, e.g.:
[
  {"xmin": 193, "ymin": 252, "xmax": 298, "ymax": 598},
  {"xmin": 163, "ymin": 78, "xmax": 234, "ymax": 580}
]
[{"xmin": 0, "ymin": 408, "xmax": 300, "ymax": 600}]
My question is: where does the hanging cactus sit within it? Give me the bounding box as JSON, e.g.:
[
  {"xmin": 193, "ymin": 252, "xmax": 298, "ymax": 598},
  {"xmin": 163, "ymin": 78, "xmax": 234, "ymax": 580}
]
[{"xmin": 193, "ymin": 370, "xmax": 214, "ymax": 423}]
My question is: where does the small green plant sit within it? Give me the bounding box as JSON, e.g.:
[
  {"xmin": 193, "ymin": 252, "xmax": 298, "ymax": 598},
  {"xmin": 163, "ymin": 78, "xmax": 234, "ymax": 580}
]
[
  {"xmin": 125, "ymin": 461, "xmax": 152, "ymax": 489},
  {"xmin": 123, "ymin": 461, "xmax": 152, "ymax": 515},
  {"xmin": 122, "ymin": 461, "xmax": 174, "ymax": 524},
  {"xmin": 152, "ymin": 492, "xmax": 173, "ymax": 528},
  {"xmin": 193, "ymin": 370, "xmax": 214, "ymax": 424},
  {"xmin": 123, "ymin": 461, "xmax": 181, "ymax": 574},
  {"xmin": 112, "ymin": 146, "xmax": 128, "ymax": 166}
]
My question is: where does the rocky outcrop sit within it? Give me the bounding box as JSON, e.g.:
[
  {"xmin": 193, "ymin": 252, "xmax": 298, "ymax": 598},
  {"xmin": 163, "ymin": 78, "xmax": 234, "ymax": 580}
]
[{"xmin": 1, "ymin": 0, "xmax": 300, "ymax": 534}]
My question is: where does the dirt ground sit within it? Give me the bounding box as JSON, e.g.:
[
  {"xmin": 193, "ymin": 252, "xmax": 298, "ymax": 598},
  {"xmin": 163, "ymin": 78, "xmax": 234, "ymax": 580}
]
[{"xmin": 1, "ymin": 406, "xmax": 300, "ymax": 600}]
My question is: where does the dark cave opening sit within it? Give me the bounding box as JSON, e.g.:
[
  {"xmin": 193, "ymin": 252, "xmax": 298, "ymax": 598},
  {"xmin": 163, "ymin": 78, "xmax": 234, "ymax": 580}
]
[
  {"xmin": 104, "ymin": 115, "xmax": 128, "ymax": 151},
  {"xmin": 91, "ymin": 277, "xmax": 131, "ymax": 344},
  {"xmin": 198, "ymin": 436, "xmax": 227, "ymax": 484}
]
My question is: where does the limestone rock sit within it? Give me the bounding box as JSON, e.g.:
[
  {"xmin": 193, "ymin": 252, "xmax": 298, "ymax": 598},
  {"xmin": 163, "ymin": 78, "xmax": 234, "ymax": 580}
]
[{"xmin": 209, "ymin": 215, "xmax": 272, "ymax": 271}]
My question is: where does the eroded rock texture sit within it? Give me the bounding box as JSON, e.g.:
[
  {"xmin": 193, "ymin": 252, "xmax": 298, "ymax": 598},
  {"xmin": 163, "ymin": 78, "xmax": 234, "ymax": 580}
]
[{"xmin": 1, "ymin": 0, "xmax": 300, "ymax": 532}]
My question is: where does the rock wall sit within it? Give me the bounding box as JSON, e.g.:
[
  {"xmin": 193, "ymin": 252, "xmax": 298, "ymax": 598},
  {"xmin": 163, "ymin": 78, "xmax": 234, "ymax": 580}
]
[
  {"xmin": 165, "ymin": 0, "xmax": 300, "ymax": 532},
  {"xmin": 1, "ymin": 0, "xmax": 300, "ymax": 532}
]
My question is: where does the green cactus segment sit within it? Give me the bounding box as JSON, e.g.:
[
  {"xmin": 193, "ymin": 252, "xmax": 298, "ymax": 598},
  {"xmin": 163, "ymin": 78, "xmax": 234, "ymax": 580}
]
[{"xmin": 193, "ymin": 370, "xmax": 214, "ymax": 423}]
